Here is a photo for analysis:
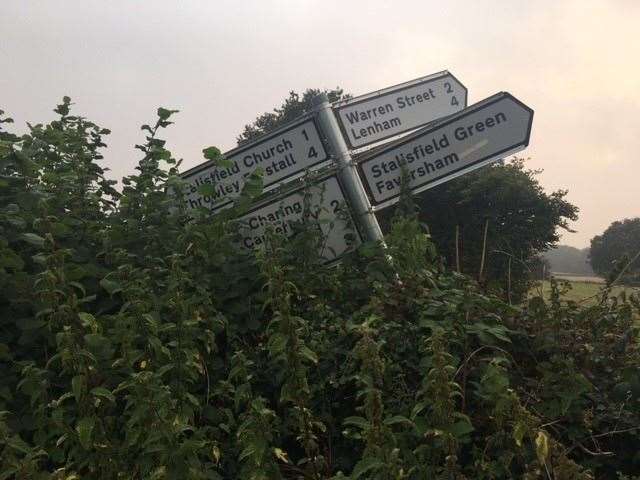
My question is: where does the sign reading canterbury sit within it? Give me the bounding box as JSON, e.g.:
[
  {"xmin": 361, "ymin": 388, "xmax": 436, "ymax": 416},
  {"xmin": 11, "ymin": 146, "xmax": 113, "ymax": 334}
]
[
  {"xmin": 333, "ymin": 71, "xmax": 467, "ymax": 149},
  {"xmin": 235, "ymin": 175, "xmax": 360, "ymax": 262},
  {"xmin": 181, "ymin": 116, "xmax": 329, "ymax": 211},
  {"xmin": 357, "ymin": 92, "xmax": 534, "ymax": 207}
]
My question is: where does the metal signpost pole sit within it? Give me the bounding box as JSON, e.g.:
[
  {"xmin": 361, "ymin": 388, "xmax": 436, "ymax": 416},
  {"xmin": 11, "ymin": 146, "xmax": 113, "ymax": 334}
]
[{"xmin": 312, "ymin": 93, "xmax": 385, "ymax": 243}]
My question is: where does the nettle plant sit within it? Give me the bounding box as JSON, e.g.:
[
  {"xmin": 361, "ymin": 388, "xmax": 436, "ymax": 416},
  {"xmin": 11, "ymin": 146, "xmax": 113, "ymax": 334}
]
[{"xmin": 0, "ymin": 100, "xmax": 639, "ymax": 479}]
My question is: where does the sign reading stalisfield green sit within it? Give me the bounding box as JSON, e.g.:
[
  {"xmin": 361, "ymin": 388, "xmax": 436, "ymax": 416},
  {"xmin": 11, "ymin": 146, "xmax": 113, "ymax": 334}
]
[
  {"xmin": 333, "ymin": 71, "xmax": 467, "ymax": 149},
  {"xmin": 357, "ymin": 92, "xmax": 534, "ymax": 209},
  {"xmin": 181, "ymin": 115, "xmax": 329, "ymax": 211},
  {"xmin": 235, "ymin": 174, "xmax": 361, "ymax": 262}
]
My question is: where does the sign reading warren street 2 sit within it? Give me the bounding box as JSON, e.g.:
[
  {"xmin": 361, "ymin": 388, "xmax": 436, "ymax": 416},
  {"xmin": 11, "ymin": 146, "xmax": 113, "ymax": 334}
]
[
  {"xmin": 236, "ymin": 175, "xmax": 361, "ymax": 262},
  {"xmin": 181, "ymin": 116, "xmax": 329, "ymax": 211},
  {"xmin": 357, "ymin": 92, "xmax": 534, "ymax": 208},
  {"xmin": 333, "ymin": 71, "xmax": 467, "ymax": 149}
]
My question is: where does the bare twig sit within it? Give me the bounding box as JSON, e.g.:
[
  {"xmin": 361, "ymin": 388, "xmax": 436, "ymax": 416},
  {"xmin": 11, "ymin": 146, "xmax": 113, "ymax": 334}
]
[
  {"xmin": 455, "ymin": 345, "xmax": 512, "ymax": 379},
  {"xmin": 455, "ymin": 224, "xmax": 461, "ymax": 273},
  {"xmin": 479, "ymin": 218, "xmax": 489, "ymax": 282}
]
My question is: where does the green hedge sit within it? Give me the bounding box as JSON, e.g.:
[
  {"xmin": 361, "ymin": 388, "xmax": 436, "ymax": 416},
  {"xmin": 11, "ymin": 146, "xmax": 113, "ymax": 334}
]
[{"xmin": 1, "ymin": 101, "xmax": 639, "ymax": 479}]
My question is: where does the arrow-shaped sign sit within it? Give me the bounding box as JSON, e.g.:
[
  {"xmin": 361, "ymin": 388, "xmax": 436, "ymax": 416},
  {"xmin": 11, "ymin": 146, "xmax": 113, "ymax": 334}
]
[
  {"xmin": 180, "ymin": 115, "xmax": 330, "ymax": 212},
  {"xmin": 234, "ymin": 174, "xmax": 362, "ymax": 262},
  {"xmin": 357, "ymin": 92, "xmax": 534, "ymax": 209},
  {"xmin": 333, "ymin": 71, "xmax": 467, "ymax": 150}
]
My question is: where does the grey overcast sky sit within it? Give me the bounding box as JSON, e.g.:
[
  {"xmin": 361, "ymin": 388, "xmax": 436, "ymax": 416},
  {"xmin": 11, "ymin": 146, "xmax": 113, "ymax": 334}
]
[{"xmin": 1, "ymin": 0, "xmax": 638, "ymax": 247}]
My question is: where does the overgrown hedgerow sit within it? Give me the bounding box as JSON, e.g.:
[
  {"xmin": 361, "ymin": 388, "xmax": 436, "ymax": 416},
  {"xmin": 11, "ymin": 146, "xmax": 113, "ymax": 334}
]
[{"xmin": 0, "ymin": 101, "xmax": 638, "ymax": 479}]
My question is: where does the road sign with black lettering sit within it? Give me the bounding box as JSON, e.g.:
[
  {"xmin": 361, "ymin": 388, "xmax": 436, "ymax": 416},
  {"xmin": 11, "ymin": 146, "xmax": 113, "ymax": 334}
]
[
  {"xmin": 333, "ymin": 71, "xmax": 467, "ymax": 150},
  {"xmin": 357, "ymin": 92, "xmax": 534, "ymax": 209},
  {"xmin": 235, "ymin": 175, "xmax": 361, "ymax": 262},
  {"xmin": 181, "ymin": 115, "xmax": 330, "ymax": 212}
]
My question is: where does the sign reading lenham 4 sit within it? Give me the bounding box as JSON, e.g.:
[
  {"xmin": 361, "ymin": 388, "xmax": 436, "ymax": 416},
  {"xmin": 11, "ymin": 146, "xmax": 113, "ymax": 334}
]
[
  {"xmin": 181, "ymin": 116, "xmax": 329, "ymax": 211},
  {"xmin": 333, "ymin": 71, "xmax": 467, "ymax": 149},
  {"xmin": 357, "ymin": 92, "xmax": 534, "ymax": 208},
  {"xmin": 235, "ymin": 175, "xmax": 361, "ymax": 262}
]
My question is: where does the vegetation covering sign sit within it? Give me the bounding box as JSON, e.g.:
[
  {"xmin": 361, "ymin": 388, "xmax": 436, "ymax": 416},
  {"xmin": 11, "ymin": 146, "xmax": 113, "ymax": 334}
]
[
  {"xmin": 180, "ymin": 116, "xmax": 329, "ymax": 211},
  {"xmin": 235, "ymin": 175, "xmax": 360, "ymax": 261}
]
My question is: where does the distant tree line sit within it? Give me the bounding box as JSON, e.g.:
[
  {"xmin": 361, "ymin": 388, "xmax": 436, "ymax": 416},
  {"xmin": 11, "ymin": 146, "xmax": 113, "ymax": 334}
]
[{"xmin": 543, "ymin": 245, "xmax": 594, "ymax": 276}]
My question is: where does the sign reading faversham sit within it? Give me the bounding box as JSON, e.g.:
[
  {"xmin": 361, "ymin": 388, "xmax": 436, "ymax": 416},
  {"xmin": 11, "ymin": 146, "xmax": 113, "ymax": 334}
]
[
  {"xmin": 181, "ymin": 116, "xmax": 330, "ymax": 212},
  {"xmin": 357, "ymin": 92, "xmax": 534, "ymax": 209}
]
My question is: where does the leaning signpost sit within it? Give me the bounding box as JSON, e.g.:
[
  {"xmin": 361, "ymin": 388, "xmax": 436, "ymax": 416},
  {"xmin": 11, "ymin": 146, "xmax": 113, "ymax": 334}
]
[{"xmin": 180, "ymin": 71, "xmax": 534, "ymax": 261}]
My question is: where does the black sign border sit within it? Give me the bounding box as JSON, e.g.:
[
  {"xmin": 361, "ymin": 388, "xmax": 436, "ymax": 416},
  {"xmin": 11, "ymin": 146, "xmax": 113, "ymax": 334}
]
[
  {"xmin": 357, "ymin": 92, "xmax": 534, "ymax": 207},
  {"xmin": 237, "ymin": 172, "xmax": 365, "ymax": 261},
  {"xmin": 333, "ymin": 71, "xmax": 468, "ymax": 150},
  {"xmin": 181, "ymin": 115, "xmax": 331, "ymax": 212}
]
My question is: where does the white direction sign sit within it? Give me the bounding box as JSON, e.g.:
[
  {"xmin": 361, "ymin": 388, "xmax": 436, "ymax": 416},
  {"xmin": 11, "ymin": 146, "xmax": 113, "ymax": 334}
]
[
  {"xmin": 357, "ymin": 92, "xmax": 534, "ymax": 209},
  {"xmin": 333, "ymin": 71, "xmax": 467, "ymax": 150},
  {"xmin": 181, "ymin": 116, "xmax": 330, "ymax": 211},
  {"xmin": 235, "ymin": 175, "xmax": 361, "ymax": 262}
]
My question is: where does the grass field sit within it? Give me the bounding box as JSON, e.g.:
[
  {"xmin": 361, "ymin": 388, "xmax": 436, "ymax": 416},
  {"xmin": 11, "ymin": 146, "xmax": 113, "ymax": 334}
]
[{"xmin": 529, "ymin": 279, "xmax": 639, "ymax": 305}]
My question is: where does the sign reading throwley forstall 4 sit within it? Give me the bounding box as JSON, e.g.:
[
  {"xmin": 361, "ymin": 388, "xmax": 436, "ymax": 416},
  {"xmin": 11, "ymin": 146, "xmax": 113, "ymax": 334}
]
[
  {"xmin": 235, "ymin": 175, "xmax": 361, "ymax": 262},
  {"xmin": 333, "ymin": 71, "xmax": 467, "ymax": 150},
  {"xmin": 357, "ymin": 92, "xmax": 534, "ymax": 209},
  {"xmin": 181, "ymin": 116, "xmax": 329, "ymax": 211}
]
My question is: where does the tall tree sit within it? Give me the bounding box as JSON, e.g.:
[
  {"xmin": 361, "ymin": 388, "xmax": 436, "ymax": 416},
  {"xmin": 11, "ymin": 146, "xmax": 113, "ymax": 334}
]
[
  {"xmin": 237, "ymin": 88, "xmax": 348, "ymax": 145},
  {"xmin": 390, "ymin": 159, "xmax": 579, "ymax": 299},
  {"xmin": 590, "ymin": 217, "xmax": 640, "ymax": 284}
]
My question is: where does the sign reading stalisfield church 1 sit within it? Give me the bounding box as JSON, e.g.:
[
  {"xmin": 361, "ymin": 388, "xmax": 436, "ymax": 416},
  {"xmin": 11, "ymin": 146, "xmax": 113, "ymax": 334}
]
[
  {"xmin": 181, "ymin": 115, "xmax": 329, "ymax": 211},
  {"xmin": 357, "ymin": 92, "xmax": 534, "ymax": 209},
  {"xmin": 235, "ymin": 174, "xmax": 361, "ymax": 262},
  {"xmin": 333, "ymin": 71, "xmax": 467, "ymax": 149}
]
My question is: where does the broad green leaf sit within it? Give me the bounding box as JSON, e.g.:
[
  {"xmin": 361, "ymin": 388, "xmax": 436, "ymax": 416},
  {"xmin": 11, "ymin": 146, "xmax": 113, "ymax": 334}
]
[
  {"xmin": 203, "ymin": 146, "xmax": 222, "ymax": 161},
  {"xmin": 72, "ymin": 375, "xmax": 85, "ymax": 402},
  {"xmin": 240, "ymin": 170, "xmax": 263, "ymax": 199},
  {"xmin": 157, "ymin": 107, "xmax": 178, "ymax": 120},
  {"xmin": 90, "ymin": 387, "xmax": 115, "ymax": 403},
  {"xmin": 383, "ymin": 415, "xmax": 413, "ymax": 427},
  {"xmin": 84, "ymin": 333, "xmax": 114, "ymax": 360},
  {"xmin": 99, "ymin": 277, "xmax": 122, "ymax": 296},
  {"xmin": 299, "ymin": 345, "xmax": 318, "ymax": 364},
  {"xmin": 78, "ymin": 312, "xmax": 98, "ymax": 333},
  {"xmin": 343, "ymin": 416, "xmax": 369, "ymax": 430},
  {"xmin": 268, "ymin": 333, "xmax": 287, "ymax": 354},
  {"xmin": 513, "ymin": 421, "xmax": 527, "ymax": 447},
  {"xmin": 76, "ymin": 417, "xmax": 95, "ymax": 450},
  {"xmin": 238, "ymin": 445, "xmax": 256, "ymax": 462},
  {"xmin": 535, "ymin": 430, "xmax": 549, "ymax": 465},
  {"xmin": 21, "ymin": 233, "xmax": 45, "ymax": 248},
  {"xmin": 446, "ymin": 419, "xmax": 474, "ymax": 438},
  {"xmin": 198, "ymin": 183, "xmax": 216, "ymax": 197},
  {"xmin": 351, "ymin": 457, "xmax": 385, "ymax": 479}
]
